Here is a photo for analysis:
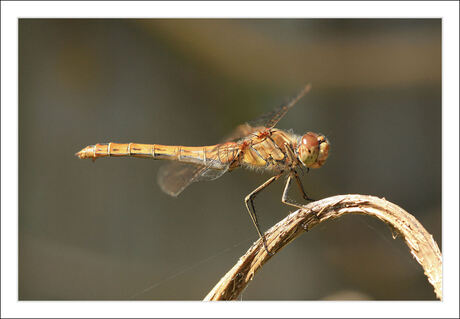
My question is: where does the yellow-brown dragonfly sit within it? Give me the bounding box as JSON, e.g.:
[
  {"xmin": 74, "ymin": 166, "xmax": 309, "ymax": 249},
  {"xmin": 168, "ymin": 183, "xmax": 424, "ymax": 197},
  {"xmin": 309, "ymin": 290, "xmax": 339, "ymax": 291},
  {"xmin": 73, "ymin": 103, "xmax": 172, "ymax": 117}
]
[{"xmin": 76, "ymin": 84, "xmax": 330, "ymax": 253}]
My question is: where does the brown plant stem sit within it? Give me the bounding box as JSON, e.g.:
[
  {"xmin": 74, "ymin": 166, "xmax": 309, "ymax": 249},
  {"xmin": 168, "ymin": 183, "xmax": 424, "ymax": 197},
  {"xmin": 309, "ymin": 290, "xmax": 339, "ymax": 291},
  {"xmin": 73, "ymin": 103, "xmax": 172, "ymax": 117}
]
[{"xmin": 203, "ymin": 194, "xmax": 442, "ymax": 301}]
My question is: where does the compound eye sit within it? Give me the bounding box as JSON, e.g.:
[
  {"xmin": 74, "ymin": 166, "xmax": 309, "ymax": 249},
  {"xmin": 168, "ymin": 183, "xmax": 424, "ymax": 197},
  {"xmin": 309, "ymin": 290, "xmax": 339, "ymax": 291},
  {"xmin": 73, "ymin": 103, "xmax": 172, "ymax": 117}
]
[
  {"xmin": 301, "ymin": 132, "xmax": 319, "ymax": 150},
  {"xmin": 297, "ymin": 132, "xmax": 320, "ymax": 167}
]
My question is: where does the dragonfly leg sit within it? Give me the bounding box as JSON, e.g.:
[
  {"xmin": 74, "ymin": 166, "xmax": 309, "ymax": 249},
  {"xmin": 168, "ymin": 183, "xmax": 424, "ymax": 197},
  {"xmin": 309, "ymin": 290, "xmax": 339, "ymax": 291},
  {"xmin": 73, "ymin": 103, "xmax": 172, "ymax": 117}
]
[
  {"xmin": 282, "ymin": 175, "xmax": 304, "ymax": 210},
  {"xmin": 282, "ymin": 173, "xmax": 321, "ymax": 232},
  {"xmin": 244, "ymin": 173, "xmax": 282, "ymax": 255},
  {"xmin": 282, "ymin": 142, "xmax": 316, "ymax": 201},
  {"xmin": 281, "ymin": 172, "xmax": 316, "ymax": 210},
  {"xmin": 293, "ymin": 170, "xmax": 316, "ymax": 201}
]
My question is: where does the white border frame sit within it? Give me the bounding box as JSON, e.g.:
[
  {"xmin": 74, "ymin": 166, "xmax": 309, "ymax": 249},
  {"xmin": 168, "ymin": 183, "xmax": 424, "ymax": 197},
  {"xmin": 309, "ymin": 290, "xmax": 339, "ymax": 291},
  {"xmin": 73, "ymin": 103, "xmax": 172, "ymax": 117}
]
[{"xmin": 2, "ymin": 1, "xmax": 458, "ymax": 318}]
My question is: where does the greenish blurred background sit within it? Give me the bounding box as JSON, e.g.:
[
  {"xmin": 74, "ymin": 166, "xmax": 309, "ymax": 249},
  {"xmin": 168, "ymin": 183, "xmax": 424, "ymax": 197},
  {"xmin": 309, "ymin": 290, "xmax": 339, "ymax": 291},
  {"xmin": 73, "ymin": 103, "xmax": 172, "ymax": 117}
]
[{"xmin": 19, "ymin": 19, "xmax": 441, "ymax": 300}]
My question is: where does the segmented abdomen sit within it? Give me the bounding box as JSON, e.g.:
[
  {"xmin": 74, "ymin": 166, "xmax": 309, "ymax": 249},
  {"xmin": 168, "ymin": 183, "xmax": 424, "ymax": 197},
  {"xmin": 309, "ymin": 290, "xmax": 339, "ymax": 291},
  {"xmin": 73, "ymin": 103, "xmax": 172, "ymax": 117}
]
[{"xmin": 75, "ymin": 142, "xmax": 240, "ymax": 169}]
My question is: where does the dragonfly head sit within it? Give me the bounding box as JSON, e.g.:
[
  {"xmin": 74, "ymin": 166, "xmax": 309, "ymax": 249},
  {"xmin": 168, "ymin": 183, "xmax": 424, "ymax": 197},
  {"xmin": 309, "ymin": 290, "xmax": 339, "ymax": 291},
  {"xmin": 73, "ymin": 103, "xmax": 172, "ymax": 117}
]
[{"xmin": 297, "ymin": 132, "xmax": 330, "ymax": 168}]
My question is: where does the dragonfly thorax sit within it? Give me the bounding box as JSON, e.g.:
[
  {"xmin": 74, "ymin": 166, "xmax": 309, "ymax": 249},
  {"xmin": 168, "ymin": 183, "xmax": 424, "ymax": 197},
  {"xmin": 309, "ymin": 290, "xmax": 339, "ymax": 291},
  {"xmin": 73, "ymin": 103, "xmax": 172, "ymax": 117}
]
[{"xmin": 297, "ymin": 132, "xmax": 330, "ymax": 169}]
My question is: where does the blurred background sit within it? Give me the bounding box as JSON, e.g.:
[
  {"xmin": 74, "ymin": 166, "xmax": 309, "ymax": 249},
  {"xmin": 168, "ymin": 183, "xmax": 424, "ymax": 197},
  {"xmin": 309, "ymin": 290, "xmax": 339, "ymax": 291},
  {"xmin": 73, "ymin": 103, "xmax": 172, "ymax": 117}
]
[{"xmin": 19, "ymin": 19, "xmax": 441, "ymax": 300}]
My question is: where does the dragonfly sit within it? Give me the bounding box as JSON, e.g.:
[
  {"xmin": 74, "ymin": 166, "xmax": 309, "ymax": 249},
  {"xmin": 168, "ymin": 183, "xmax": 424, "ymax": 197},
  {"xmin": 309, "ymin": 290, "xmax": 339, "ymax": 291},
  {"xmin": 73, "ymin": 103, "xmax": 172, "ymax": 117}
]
[{"xmin": 76, "ymin": 84, "xmax": 330, "ymax": 254}]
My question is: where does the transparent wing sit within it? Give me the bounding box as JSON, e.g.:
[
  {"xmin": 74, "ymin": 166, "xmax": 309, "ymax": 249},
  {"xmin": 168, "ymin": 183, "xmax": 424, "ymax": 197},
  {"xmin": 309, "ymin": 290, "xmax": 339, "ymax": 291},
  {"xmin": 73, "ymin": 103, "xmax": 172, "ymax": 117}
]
[
  {"xmin": 157, "ymin": 162, "xmax": 228, "ymax": 197},
  {"xmin": 221, "ymin": 122, "xmax": 264, "ymax": 143},
  {"xmin": 222, "ymin": 84, "xmax": 311, "ymax": 143},
  {"xmin": 251, "ymin": 83, "xmax": 311, "ymax": 129},
  {"xmin": 157, "ymin": 84, "xmax": 311, "ymax": 196}
]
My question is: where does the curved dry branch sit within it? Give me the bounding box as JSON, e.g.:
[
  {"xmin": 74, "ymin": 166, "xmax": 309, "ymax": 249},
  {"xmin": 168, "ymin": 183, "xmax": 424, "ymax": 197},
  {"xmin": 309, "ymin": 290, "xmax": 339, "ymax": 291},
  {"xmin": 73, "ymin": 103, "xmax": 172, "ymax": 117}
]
[{"xmin": 203, "ymin": 194, "xmax": 442, "ymax": 301}]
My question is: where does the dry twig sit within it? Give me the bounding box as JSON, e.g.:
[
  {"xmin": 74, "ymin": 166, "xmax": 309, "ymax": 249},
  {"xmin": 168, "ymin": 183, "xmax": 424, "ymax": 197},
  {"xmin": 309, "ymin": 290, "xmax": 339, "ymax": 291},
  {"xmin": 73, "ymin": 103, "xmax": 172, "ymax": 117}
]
[{"xmin": 204, "ymin": 194, "xmax": 442, "ymax": 301}]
